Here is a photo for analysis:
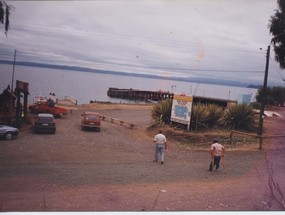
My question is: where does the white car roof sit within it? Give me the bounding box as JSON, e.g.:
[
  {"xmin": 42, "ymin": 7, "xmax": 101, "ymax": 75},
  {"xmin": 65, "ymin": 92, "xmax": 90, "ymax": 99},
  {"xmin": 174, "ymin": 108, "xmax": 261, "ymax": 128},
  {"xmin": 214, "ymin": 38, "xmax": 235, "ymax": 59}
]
[{"xmin": 38, "ymin": 113, "xmax": 54, "ymax": 117}]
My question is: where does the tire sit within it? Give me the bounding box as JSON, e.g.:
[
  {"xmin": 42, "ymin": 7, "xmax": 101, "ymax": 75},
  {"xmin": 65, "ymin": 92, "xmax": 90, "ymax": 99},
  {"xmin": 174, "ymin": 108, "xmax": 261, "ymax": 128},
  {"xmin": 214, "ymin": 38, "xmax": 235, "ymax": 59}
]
[{"xmin": 5, "ymin": 132, "xmax": 13, "ymax": 140}]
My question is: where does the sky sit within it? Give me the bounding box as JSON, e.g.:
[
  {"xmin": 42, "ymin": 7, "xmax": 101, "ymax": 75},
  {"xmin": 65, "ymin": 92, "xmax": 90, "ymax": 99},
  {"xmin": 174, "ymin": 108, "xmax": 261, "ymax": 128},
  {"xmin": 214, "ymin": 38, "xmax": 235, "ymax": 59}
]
[{"xmin": 0, "ymin": 0, "xmax": 284, "ymax": 86}]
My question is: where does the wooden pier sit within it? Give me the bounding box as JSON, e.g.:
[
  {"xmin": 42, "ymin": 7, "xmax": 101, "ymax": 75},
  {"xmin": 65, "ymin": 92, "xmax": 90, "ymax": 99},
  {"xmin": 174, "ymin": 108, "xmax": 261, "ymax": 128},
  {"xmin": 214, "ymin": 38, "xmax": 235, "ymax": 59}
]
[
  {"xmin": 107, "ymin": 87, "xmax": 174, "ymax": 102},
  {"xmin": 107, "ymin": 87, "xmax": 237, "ymax": 108}
]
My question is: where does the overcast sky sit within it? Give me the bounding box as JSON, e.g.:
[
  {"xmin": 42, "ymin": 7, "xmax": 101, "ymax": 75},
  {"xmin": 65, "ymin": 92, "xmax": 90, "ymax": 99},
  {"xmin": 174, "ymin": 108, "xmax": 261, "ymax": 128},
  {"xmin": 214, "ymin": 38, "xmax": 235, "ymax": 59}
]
[{"xmin": 0, "ymin": 0, "xmax": 284, "ymax": 86}]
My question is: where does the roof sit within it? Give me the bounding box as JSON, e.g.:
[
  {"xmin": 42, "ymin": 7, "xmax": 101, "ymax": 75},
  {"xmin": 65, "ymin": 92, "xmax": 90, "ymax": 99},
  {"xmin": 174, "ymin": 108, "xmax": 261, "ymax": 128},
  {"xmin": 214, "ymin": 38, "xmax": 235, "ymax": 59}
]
[
  {"xmin": 38, "ymin": 113, "xmax": 54, "ymax": 117},
  {"xmin": 83, "ymin": 111, "xmax": 100, "ymax": 115}
]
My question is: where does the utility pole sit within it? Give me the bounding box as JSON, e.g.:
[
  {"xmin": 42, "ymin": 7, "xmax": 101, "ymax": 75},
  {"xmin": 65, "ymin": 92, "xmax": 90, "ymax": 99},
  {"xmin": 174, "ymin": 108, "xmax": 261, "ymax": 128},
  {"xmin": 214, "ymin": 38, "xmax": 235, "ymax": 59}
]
[
  {"xmin": 257, "ymin": 45, "xmax": 270, "ymax": 150},
  {"xmin": 11, "ymin": 49, "xmax": 17, "ymax": 91},
  {"xmin": 10, "ymin": 49, "xmax": 17, "ymax": 119}
]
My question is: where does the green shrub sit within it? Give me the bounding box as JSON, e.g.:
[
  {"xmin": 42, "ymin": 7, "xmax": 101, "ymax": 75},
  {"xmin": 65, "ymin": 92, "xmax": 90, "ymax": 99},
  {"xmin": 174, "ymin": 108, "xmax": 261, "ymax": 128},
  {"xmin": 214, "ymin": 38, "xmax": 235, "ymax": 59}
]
[
  {"xmin": 151, "ymin": 100, "xmax": 256, "ymax": 131},
  {"xmin": 191, "ymin": 104, "xmax": 209, "ymax": 130},
  {"xmin": 222, "ymin": 103, "xmax": 256, "ymax": 130},
  {"xmin": 151, "ymin": 99, "xmax": 172, "ymax": 126},
  {"xmin": 191, "ymin": 103, "xmax": 224, "ymax": 130},
  {"xmin": 205, "ymin": 104, "xmax": 224, "ymax": 127}
]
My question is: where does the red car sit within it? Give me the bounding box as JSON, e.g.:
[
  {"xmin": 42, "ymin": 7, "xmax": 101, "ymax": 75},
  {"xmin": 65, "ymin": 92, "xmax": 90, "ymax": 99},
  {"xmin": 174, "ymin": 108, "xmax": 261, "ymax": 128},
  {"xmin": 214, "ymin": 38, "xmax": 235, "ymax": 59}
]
[
  {"xmin": 81, "ymin": 111, "xmax": 101, "ymax": 131},
  {"xmin": 29, "ymin": 100, "xmax": 67, "ymax": 117}
]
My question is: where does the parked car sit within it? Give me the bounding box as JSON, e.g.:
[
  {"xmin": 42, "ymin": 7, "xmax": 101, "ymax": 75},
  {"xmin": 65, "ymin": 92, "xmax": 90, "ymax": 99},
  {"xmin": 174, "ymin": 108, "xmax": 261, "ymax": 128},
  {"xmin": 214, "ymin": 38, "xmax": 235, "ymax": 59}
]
[
  {"xmin": 34, "ymin": 113, "xmax": 56, "ymax": 134},
  {"xmin": 29, "ymin": 100, "xmax": 67, "ymax": 117},
  {"xmin": 81, "ymin": 111, "xmax": 101, "ymax": 131},
  {"xmin": 0, "ymin": 125, "xmax": 19, "ymax": 140}
]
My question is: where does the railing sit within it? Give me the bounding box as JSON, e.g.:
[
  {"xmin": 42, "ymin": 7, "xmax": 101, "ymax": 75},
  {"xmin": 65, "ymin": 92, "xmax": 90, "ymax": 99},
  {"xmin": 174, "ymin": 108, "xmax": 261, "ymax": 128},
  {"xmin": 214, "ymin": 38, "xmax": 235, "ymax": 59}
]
[{"xmin": 100, "ymin": 114, "xmax": 136, "ymax": 129}]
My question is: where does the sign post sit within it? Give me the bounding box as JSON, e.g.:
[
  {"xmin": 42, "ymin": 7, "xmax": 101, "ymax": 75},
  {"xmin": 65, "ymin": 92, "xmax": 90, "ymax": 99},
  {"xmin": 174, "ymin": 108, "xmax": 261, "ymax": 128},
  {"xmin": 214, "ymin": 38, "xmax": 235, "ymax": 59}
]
[{"xmin": 170, "ymin": 94, "xmax": 193, "ymax": 131}]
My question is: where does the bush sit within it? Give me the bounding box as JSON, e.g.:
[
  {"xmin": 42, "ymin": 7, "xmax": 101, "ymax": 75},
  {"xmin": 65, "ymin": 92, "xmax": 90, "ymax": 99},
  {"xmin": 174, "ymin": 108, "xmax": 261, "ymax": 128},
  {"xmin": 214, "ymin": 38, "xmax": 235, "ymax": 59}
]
[
  {"xmin": 222, "ymin": 103, "xmax": 256, "ymax": 130},
  {"xmin": 191, "ymin": 103, "xmax": 224, "ymax": 130},
  {"xmin": 151, "ymin": 99, "xmax": 172, "ymax": 126},
  {"xmin": 205, "ymin": 104, "xmax": 224, "ymax": 127},
  {"xmin": 191, "ymin": 104, "xmax": 209, "ymax": 130},
  {"xmin": 151, "ymin": 100, "xmax": 256, "ymax": 132}
]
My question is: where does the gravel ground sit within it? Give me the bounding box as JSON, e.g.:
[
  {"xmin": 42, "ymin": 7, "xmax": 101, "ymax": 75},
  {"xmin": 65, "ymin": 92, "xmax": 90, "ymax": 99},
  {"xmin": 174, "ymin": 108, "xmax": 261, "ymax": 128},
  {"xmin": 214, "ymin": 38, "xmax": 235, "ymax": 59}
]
[{"xmin": 0, "ymin": 103, "xmax": 284, "ymax": 211}]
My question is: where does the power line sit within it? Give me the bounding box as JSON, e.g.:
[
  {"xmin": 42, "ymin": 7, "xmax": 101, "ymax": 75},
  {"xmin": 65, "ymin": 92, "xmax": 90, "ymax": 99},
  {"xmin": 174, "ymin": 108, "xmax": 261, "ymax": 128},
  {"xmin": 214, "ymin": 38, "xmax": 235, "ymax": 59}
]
[{"xmin": 270, "ymin": 56, "xmax": 285, "ymax": 81}]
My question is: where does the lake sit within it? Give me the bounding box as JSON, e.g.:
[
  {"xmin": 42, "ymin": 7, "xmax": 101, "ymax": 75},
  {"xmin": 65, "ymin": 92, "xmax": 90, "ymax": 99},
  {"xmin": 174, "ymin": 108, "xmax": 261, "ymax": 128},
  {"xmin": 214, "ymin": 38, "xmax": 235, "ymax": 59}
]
[{"xmin": 0, "ymin": 64, "xmax": 258, "ymax": 105}]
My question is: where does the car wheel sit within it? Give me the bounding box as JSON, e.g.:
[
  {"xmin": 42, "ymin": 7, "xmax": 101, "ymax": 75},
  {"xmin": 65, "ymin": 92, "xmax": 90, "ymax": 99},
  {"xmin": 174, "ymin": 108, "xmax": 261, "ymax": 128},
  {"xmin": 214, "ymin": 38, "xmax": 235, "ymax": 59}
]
[{"xmin": 5, "ymin": 132, "xmax": 13, "ymax": 140}]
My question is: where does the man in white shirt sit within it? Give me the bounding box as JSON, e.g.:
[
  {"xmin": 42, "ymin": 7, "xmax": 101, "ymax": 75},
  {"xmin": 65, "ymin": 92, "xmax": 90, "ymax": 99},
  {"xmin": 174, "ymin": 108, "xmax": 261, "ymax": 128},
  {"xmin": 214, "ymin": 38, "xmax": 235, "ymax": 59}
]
[
  {"xmin": 153, "ymin": 130, "xmax": 167, "ymax": 164},
  {"xmin": 209, "ymin": 138, "xmax": 225, "ymax": 171}
]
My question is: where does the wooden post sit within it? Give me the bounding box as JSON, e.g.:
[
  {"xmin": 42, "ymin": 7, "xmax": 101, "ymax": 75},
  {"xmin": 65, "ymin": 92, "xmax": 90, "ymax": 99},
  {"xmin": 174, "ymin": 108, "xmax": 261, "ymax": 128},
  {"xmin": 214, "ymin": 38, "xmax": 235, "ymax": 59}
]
[{"xmin": 257, "ymin": 45, "xmax": 270, "ymax": 150}]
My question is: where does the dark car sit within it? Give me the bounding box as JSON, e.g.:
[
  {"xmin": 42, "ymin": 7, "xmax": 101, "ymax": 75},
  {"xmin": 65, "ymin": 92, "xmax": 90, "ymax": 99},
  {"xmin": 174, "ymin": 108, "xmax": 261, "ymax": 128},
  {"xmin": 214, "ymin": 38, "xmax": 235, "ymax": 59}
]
[
  {"xmin": 0, "ymin": 125, "xmax": 19, "ymax": 140},
  {"xmin": 34, "ymin": 113, "xmax": 56, "ymax": 134},
  {"xmin": 81, "ymin": 111, "xmax": 101, "ymax": 131}
]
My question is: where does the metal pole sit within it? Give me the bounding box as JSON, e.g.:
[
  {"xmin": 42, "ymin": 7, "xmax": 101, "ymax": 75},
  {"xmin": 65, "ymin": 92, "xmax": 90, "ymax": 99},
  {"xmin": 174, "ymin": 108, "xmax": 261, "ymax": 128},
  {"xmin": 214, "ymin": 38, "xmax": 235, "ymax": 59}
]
[
  {"xmin": 9, "ymin": 49, "xmax": 17, "ymax": 121},
  {"xmin": 257, "ymin": 45, "xmax": 270, "ymax": 150},
  {"xmin": 11, "ymin": 49, "xmax": 17, "ymax": 91}
]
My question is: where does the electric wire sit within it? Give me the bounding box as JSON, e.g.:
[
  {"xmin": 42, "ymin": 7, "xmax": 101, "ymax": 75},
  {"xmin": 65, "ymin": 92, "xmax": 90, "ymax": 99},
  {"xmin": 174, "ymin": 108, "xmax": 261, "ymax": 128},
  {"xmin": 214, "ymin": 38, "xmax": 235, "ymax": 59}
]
[{"xmin": 270, "ymin": 56, "xmax": 285, "ymax": 81}]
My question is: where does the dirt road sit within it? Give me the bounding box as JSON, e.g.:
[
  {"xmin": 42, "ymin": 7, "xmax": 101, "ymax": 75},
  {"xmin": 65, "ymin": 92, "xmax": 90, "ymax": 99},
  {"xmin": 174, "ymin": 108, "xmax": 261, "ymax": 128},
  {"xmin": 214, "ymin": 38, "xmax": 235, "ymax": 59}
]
[{"xmin": 0, "ymin": 103, "xmax": 284, "ymax": 211}]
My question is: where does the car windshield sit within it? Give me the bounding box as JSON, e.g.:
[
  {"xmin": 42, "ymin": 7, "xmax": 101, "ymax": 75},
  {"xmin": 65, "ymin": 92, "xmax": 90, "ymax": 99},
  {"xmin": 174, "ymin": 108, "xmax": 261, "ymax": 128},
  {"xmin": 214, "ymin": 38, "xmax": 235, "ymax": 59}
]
[
  {"xmin": 86, "ymin": 115, "xmax": 98, "ymax": 120},
  {"xmin": 38, "ymin": 117, "xmax": 54, "ymax": 123}
]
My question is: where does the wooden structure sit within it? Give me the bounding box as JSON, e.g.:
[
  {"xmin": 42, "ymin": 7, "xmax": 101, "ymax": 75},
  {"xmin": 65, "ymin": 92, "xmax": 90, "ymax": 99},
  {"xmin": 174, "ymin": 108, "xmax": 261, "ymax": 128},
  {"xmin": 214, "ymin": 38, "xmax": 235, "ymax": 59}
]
[
  {"xmin": 15, "ymin": 80, "xmax": 29, "ymax": 125},
  {"xmin": 107, "ymin": 88, "xmax": 174, "ymax": 102},
  {"xmin": 100, "ymin": 114, "xmax": 136, "ymax": 129},
  {"xmin": 107, "ymin": 87, "xmax": 237, "ymax": 108},
  {"xmin": 0, "ymin": 86, "xmax": 17, "ymax": 124},
  {"xmin": 193, "ymin": 95, "xmax": 237, "ymax": 109}
]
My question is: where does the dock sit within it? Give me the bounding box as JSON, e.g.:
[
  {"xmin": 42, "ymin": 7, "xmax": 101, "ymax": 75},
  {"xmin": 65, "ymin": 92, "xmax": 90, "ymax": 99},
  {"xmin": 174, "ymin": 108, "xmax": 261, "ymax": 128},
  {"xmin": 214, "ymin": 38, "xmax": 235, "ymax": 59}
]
[
  {"xmin": 107, "ymin": 87, "xmax": 237, "ymax": 108},
  {"xmin": 107, "ymin": 87, "xmax": 174, "ymax": 102}
]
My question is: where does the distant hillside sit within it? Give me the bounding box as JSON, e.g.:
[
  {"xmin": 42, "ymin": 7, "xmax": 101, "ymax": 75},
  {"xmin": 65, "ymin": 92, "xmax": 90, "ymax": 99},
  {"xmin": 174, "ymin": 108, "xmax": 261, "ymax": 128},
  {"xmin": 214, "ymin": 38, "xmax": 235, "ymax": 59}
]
[{"xmin": 0, "ymin": 60, "xmax": 259, "ymax": 89}]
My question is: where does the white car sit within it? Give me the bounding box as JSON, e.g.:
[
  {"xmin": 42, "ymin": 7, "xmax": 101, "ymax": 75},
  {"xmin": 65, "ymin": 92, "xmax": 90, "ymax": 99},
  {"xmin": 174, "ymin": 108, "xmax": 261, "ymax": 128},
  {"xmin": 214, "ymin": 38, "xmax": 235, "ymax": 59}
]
[{"xmin": 0, "ymin": 125, "xmax": 19, "ymax": 140}]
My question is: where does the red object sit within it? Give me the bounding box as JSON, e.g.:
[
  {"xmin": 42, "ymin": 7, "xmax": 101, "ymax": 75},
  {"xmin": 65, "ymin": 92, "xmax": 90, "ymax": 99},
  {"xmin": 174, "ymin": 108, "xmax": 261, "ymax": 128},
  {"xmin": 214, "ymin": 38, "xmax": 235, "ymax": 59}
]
[
  {"xmin": 81, "ymin": 111, "xmax": 101, "ymax": 131},
  {"xmin": 28, "ymin": 101, "xmax": 67, "ymax": 117}
]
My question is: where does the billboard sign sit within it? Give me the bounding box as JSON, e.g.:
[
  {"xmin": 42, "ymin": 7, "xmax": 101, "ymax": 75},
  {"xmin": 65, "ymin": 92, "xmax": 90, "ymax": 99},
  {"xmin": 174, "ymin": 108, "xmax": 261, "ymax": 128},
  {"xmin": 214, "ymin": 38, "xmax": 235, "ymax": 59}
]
[
  {"xmin": 16, "ymin": 80, "xmax": 29, "ymax": 93},
  {"xmin": 170, "ymin": 94, "xmax": 193, "ymax": 131}
]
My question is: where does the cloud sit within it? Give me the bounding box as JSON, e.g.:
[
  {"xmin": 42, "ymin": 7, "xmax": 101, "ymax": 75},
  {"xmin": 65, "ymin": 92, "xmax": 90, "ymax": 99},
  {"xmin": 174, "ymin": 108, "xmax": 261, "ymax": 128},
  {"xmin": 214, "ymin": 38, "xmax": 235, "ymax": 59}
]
[{"xmin": 0, "ymin": 0, "xmax": 283, "ymax": 86}]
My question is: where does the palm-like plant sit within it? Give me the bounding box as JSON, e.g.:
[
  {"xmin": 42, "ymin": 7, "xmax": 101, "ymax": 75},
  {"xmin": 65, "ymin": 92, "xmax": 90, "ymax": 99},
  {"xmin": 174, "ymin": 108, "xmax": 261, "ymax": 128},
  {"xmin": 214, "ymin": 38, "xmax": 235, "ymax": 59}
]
[
  {"xmin": 222, "ymin": 103, "xmax": 256, "ymax": 130},
  {"xmin": 191, "ymin": 104, "xmax": 209, "ymax": 130},
  {"xmin": 0, "ymin": 1, "xmax": 13, "ymax": 35},
  {"xmin": 205, "ymin": 104, "xmax": 224, "ymax": 127},
  {"xmin": 268, "ymin": 0, "xmax": 285, "ymax": 69},
  {"xmin": 151, "ymin": 99, "xmax": 172, "ymax": 126}
]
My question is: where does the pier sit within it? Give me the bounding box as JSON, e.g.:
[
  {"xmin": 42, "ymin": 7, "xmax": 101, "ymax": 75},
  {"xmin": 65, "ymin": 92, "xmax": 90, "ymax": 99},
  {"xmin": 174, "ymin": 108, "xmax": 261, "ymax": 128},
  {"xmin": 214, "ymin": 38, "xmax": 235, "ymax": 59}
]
[
  {"xmin": 107, "ymin": 87, "xmax": 237, "ymax": 108},
  {"xmin": 107, "ymin": 88, "xmax": 174, "ymax": 102}
]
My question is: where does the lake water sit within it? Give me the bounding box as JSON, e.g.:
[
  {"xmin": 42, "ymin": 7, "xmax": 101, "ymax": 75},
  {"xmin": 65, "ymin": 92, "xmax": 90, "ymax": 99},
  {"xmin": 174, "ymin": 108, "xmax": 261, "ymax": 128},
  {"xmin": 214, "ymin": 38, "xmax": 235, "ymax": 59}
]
[{"xmin": 0, "ymin": 64, "xmax": 258, "ymax": 105}]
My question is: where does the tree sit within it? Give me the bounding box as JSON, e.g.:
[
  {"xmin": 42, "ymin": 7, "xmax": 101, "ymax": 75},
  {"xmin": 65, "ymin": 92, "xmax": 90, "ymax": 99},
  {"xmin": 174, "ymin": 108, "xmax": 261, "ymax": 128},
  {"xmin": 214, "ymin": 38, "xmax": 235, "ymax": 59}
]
[
  {"xmin": 0, "ymin": 0, "xmax": 12, "ymax": 35},
  {"xmin": 256, "ymin": 86, "xmax": 285, "ymax": 106},
  {"xmin": 256, "ymin": 87, "xmax": 274, "ymax": 106},
  {"xmin": 269, "ymin": 0, "xmax": 285, "ymax": 68}
]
